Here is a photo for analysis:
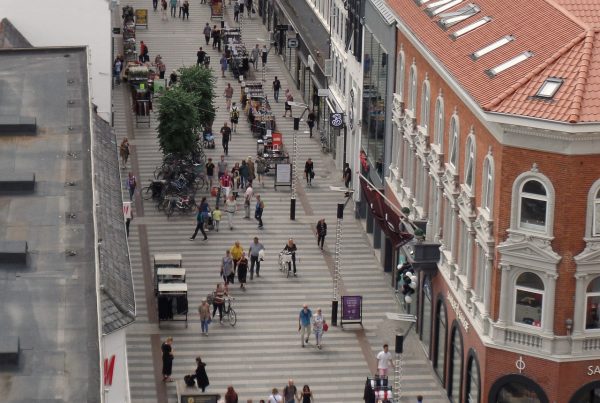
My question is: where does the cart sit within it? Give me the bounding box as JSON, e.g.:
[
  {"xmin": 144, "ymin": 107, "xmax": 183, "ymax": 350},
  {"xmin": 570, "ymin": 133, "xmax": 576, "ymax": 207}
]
[
  {"xmin": 157, "ymin": 283, "xmax": 189, "ymax": 327},
  {"xmin": 257, "ymin": 132, "xmax": 289, "ymax": 172}
]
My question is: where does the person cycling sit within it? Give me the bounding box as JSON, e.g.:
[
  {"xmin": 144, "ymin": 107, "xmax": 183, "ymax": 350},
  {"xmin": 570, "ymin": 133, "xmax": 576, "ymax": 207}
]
[{"xmin": 283, "ymin": 238, "xmax": 298, "ymax": 276}]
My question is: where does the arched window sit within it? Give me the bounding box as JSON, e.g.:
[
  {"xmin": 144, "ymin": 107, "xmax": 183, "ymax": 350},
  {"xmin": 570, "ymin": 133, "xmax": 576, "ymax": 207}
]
[
  {"xmin": 434, "ymin": 96, "xmax": 444, "ymax": 146},
  {"xmin": 514, "ymin": 272, "xmax": 544, "ymax": 328},
  {"xmin": 464, "ymin": 135, "xmax": 475, "ymax": 189},
  {"xmin": 396, "ymin": 48, "xmax": 405, "ymax": 100},
  {"xmin": 489, "ymin": 375, "xmax": 549, "ymax": 403},
  {"xmin": 465, "ymin": 352, "xmax": 481, "ymax": 403},
  {"xmin": 519, "ymin": 179, "xmax": 548, "ymax": 232},
  {"xmin": 449, "ymin": 115, "xmax": 459, "ymax": 169},
  {"xmin": 569, "ymin": 380, "xmax": 600, "ymax": 403},
  {"xmin": 593, "ymin": 187, "xmax": 600, "ymax": 237},
  {"xmin": 482, "ymin": 156, "xmax": 494, "ymax": 212},
  {"xmin": 434, "ymin": 299, "xmax": 448, "ymax": 382},
  {"xmin": 420, "ymin": 79, "xmax": 431, "ymax": 133},
  {"xmin": 408, "ymin": 63, "xmax": 418, "ymax": 111},
  {"xmin": 448, "ymin": 324, "xmax": 464, "ymax": 402},
  {"xmin": 585, "ymin": 276, "xmax": 600, "ymax": 330}
]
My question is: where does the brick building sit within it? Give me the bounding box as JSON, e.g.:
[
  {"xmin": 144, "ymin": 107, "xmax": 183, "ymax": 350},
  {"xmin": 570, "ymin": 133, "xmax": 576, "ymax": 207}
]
[{"xmin": 358, "ymin": 0, "xmax": 600, "ymax": 401}]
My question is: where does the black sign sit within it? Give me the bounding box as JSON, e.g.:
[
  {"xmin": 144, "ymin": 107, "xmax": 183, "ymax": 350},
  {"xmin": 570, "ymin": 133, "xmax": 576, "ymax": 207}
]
[
  {"xmin": 180, "ymin": 395, "xmax": 219, "ymax": 403},
  {"xmin": 112, "ymin": 27, "xmax": 121, "ymax": 34},
  {"xmin": 276, "ymin": 24, "xmax": 289, "ymax": 31},
  {"xmin": 329, "ymin": 113, "xmax": 344, "ymax": 128}
]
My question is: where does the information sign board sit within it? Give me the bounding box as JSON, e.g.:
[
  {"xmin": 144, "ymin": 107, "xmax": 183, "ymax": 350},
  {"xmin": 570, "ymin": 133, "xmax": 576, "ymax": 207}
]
[
  {"xmin": 135, "ymin": 9, "xmax": 148, "ymax": 28},
  {"xmin": 341, "ymin": 295, "xmax": 363, "ymax": 326},
  {"xmin": 275, "ymin": 163, "xmax": 292, "ymax": 190}
]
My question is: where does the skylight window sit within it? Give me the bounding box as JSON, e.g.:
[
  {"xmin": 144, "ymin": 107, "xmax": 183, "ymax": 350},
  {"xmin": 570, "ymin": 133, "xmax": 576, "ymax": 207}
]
[
  {"xmin": 449, "ymin": 16, "xmax": 491, "ymax": 40},
  {"xmin": 426, "ymin": 0, "xmax": 463, "ymax": 17},
  {"xmin": 486, "ymin": 51, "xmax": 533, "ymax": 77},
  {"xmin": 471, "ymin": 35, "xmax": 514, "ymax": 60},
  {"xmin": 438, "ymin": 4, "xmax": 480, "ymax": 29},
  {"xmin": 535, "ymin": 77, "xmax": 563, "ymax": 98},
  {"xmin": 415, "ymin": 0, "xmax": 432, "ymax": 5}
]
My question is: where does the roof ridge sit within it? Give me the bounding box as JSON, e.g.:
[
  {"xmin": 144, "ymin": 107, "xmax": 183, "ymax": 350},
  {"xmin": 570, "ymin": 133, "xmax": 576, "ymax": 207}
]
[
  {"xmin": 544, "ymin": 0, "xmax": 590, "ymax": 29},
  {"xmin": 483, "ymin": 30, "xmax": 588, "ymax": 111},
  {"xmin": 566, "ymin": 30, "xmax": 595, "ymax": 123}
]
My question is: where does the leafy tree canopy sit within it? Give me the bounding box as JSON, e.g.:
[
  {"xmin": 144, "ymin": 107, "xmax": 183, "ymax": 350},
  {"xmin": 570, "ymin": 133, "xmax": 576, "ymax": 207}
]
[
  {"xmin": 156, "ymin": 86, "xmax": 199, "ymax": 156},
  {"xmin": 178, "ymin": 66, "xmax": 216, "ymax": 129}
]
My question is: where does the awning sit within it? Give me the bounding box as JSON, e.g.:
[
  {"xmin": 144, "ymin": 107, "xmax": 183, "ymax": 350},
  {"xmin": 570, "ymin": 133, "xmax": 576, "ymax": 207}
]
[{"xmin": 360, "ymin": 176, "xmax": 413, "ymax": 248}]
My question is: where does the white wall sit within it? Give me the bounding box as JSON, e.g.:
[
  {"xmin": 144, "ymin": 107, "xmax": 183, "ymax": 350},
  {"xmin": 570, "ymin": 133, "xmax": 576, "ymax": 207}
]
[
  {"xmin": 102, "ymin": 329, "xmax": 131, "ymax": 403},
  {"xmin": 0, "ymin": 0, "xmax": 113, "ymax": 121}
]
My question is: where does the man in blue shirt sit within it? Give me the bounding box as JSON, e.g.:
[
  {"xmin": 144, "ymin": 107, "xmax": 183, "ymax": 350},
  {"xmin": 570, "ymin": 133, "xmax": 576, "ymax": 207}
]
[{"xmin": 298, "ymin": 304, "xmax": 313, "ymax": 347}]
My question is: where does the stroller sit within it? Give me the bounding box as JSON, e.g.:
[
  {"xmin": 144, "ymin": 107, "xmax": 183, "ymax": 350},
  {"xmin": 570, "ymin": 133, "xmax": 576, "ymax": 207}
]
[{"xmin": 203, "ymin": 130, "xmax": 215, "ymax": 149}]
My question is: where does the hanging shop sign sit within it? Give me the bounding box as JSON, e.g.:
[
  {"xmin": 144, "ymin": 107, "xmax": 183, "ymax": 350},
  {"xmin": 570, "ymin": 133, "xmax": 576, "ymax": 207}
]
[
  {"xmin": 287, "ymin": 38, "xmax": 299, "ymax": 48},
  {"xmin": 341, "ymin": 295, "xmax": 363, "ymax": 326},
  {"xmin": 330, "ymin": 113, "xmax": 344, "ymax": 128},
  {"xmin": 134, "ymin": 9, "xmax": 148, "ymax": 28}
]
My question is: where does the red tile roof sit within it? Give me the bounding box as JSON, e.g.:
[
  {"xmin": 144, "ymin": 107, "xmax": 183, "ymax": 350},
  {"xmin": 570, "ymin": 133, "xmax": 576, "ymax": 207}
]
[{"xmin": 387, "ymin": 0, "xmax": 600, "ymax": 122}]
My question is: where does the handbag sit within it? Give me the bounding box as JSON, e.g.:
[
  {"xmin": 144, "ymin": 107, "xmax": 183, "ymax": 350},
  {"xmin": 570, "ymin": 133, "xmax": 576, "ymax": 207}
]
[{"xmin": 323, "ymin": 322, "xmax": 329, "ymax": 332}]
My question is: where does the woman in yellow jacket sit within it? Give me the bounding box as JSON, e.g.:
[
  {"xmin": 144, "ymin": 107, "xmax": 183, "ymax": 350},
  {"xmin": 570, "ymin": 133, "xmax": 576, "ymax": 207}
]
[{"xmin": 230, "ymin": 241, "xmax": 244, "ymax": 277}]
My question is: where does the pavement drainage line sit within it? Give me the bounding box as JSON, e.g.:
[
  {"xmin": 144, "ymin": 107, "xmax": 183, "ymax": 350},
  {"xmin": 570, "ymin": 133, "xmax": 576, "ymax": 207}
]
[
  {"xmin": 150, "ymin": 333, "xmax": 168, "ymax": 403},
  {"xmin": 138, "ymin": 224, "xmax": 158, "ymax": 323}
]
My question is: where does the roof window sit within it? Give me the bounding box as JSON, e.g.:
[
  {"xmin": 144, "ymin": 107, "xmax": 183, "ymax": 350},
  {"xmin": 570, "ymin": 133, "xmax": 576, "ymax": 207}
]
[
  {"xmin": 449, "ymin": 16, "xmax": 491, "ymax": 40},
  {"xmin": 415, "ymin": 0, "xmax": 432, "ymax": 5},
  {"xmin": 471, "ymin": 35, "xmax": 514, "ymax": 60},
  {"xmin": 486, "ymin": 51, "xmax": 533, "ymax": 77},
  {"xmin": 535, "ymin": 77, "xmax": 563, "ymax": 98},
  {"xmin": 438, "ymin": 4, "xmax": 480, "ymax": 29},
  {"xmin": 426, "ymin": 0, "xmax": 463, "ymax": 17}
]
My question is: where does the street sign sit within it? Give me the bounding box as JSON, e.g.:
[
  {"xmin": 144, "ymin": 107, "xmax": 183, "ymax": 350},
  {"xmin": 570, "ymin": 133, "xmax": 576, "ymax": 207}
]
[
  {"xmin": 287, "ymin": 38, "xmax": 298, "ymax": 48},
  {"xmin": 318, "ymin": 88, "xmax": 330, "ymax": 97},
  {"xmin": 324, "ymin": 59, "xmax": 333, "ymax": 77},
  {"xmin": 330, "ymin": 113, "xmax": 344, "ymax": 128},
  {"xmin": 341, "ymin": 295, "xmax": 363, "ymax": 327},
  {"xmin": 112, "ymin": 27, "xmax": 121, "ymax": 35},
  {"xmin": 276, "ymin": 24, "xmax": 289, "ymax": 31}
]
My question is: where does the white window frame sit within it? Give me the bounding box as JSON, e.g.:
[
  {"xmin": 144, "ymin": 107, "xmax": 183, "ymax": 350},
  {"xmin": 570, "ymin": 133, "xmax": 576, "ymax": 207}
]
[
  {"xmin": 449, "ymin": 115, "xmax": 459, "ymax": 169},
  {"xmin": 511, "ymin": 171, "xmax": 555, "ymax": 236},
  {"xmin": 513, "ymin": 272, "xmax": 545, "ymax": 329},
  {"xmin": 408, "ymin": 63, "xmax": 418, "ymax": 111},
  {"xmin": 434, "ymin": 96, "xmax": 444, "ymax": 146},
  {"xmin": 464, "ymin": 135, "xmax": 475, "ymax": 190},
  {"xmin": 482, "ymin": 156, "xmax": 494, "ymax": 212},
  {"xmin": 396, "ymin": 48, "xmax": 405, "ymax": 100},
  {"xmin": 585, "ymin": 276, "xmax": 600, "ymax": 332},
  {"xmin": 518, "ymin": 180, "xmax": 549, "ymax": 233},
  {"xmin": 420, "ymin": 79, "xmax": 431, "ymax": 133},
  {"xmin": 584, "ymin": 179, "xmax": 600, "ymax": 238}
]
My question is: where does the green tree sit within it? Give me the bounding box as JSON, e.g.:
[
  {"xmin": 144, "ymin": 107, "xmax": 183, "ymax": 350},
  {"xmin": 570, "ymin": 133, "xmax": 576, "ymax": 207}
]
[
  {"xmin": 156, "ymin": 86, "xmax": 199, "ymax": 156},
  {"xmin": 178, "ymin": 66, "xmax": 216, "ymax": 129}
]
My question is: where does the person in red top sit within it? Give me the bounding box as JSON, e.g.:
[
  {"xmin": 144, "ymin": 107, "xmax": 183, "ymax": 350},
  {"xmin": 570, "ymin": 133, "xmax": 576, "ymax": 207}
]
[{"xmin": 220, "ymin": 172, "xmax": 232, "ymax": 199}]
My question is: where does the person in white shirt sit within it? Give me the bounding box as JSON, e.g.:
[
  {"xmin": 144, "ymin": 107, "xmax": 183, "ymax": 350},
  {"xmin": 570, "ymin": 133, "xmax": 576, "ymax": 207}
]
[
  {"xmin": 376, "ymin": 344, "xmax": 394, "ymax": 376},
  {"xmin": 244, "ymin": 184, "xmax": 253, "ymax": 218},
  {"xmin": 268, "ymin": 387, "xmax": 283, "ymax": 403}
]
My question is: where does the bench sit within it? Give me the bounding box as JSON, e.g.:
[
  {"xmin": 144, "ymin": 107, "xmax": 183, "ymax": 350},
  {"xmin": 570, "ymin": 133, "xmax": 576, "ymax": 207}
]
[
  {"xmin": 0, "ymin": 116, "xmax": 37, "ymax": 135},
  {"xmin": 0, "ymin": 336, "xmax": 20, "ymax": 365},
  {"xmin": 0, "ymin": 173, "xmax": 35, "ymax": 192},
  {"xmin": 0, "ymin": 241, "xmax": 28, "ymax": 265}
]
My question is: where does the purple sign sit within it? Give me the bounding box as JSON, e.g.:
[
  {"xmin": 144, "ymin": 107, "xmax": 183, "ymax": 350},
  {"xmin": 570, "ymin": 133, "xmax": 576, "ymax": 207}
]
[{"xmin": 342, "ymin": 295, "xmax": 362, "ymax": 322}]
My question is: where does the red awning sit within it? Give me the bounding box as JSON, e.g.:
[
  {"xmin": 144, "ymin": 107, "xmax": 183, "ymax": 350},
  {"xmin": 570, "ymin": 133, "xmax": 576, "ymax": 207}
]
[{"xmin": 360, "ymin": 177, "xmax": 413, "ymax": 248}]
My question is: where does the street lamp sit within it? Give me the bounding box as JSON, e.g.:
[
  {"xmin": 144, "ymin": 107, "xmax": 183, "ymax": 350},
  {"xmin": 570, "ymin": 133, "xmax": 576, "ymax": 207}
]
[
  {"xmin": 329, "ymin": 186, "xmax": 353, "ymax": 326},
  {"xmin": 287, "ymin": 102, "xmax": 309, "ymax": 220},
  {"xmin": 385, "ymin": 312, "xmax": 417, "ymax": 401}
]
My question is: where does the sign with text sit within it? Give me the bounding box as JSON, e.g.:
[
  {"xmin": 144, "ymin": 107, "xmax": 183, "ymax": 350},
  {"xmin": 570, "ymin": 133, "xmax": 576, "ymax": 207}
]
[
  {"xmin": 341, "ymin": 295, "xmax": 363, "ymax": 326},
  {"xmin": 135, "ymin": 9, "xmax": 148, "ymax": 28},
  {"xmin": 274, "ymin": 163, "xmax": 291, "ymax": 190},
  {"xmin": 287, "ymin": 38, "xmax": 299, "ymax": 48}
]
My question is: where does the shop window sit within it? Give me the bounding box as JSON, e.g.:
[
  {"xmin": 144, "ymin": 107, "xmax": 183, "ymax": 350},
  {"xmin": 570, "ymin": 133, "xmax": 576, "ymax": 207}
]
[
  {"xmin": 514, "ymin": 272, "xmax": 544, "ymax": 328},
  {"xmin": 408, "ymin": 63, "xmax": 418, "ymax": 111},
  {"xmin": 518, "ymin": 179, "xmax": 548, "ymax": 232},
  {"xmin": 449, "ymin": 115, "xmax": 459, "ymax": 169},
  {"xmin": 421, "ymin": 277, "xmax": 433, "ymax": 357},
  {"xmin": 464, "ymin": 135, "xmax": 475, "ymax": 189},
  {"xmin": 434, "ymin": 299, "xmax": 448, "ymax": 383},
  {"xmin": 489, "ymin": 375, "xmax": 549, "ymax": 403},
  {"xmin": 585, "ymin": 276, "xmax": 600, "ymax": 330},
  {"xmin": 465, "ymin": 352, "xmax": 481, "ymax": 403},
  {"xmin": 420, "ymin": 79, "xmax": 431, "ymax": 132},
  {"xmin": 448, "ymin": 324, "xmax": 464, "ymax": 402},
  {"xmin": 434, "ymin": 96, "xmax": 444, "ymax": 147},
  {"xmin": 482, "ymin": 156, "xmax": 494, "ymax": 212}
]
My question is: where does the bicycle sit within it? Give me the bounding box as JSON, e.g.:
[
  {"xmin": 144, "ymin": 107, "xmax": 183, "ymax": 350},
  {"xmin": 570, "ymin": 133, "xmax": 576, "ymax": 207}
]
[
  {"xmin": 223, "ymin": 297, "xmax": 236, "ymax": 326},
  {"xmin": 278, "ymin": 250, "xmax": 293, "ymax": 278}
]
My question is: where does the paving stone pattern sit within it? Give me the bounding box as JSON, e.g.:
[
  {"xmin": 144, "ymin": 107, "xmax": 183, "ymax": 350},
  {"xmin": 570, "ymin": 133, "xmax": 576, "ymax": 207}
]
[{"xmin": 112, "ymin": 2, "xmax": 449, "ymax": 402}]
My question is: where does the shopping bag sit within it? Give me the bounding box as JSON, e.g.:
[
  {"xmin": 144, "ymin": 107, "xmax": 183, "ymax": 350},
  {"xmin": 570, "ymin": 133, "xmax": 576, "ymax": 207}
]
[{"xmin": 323, "ymin": 323, "xmax": 329, "ymax": 332}]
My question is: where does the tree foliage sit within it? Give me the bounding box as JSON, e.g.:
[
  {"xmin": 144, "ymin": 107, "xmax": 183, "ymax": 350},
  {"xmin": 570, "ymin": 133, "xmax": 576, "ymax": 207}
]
[
  {"xmin": 156, "ymin": 87, "xmax": 199, "ymax": 156},
  {"xmin": 178, "ymin": 66, "xmax": 216, "ymax": 129}
]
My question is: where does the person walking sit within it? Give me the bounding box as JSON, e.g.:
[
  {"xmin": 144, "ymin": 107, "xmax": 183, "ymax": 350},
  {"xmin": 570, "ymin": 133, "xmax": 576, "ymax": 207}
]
[
  {"xmin": 255, "ymin": 194, "xmax": 264, "ymax": 228},
  {"xmin": 251, "ymin": 44, "xmax": 260, "ymax": 70},
  {"xmin": 113, "ymin": 56, "xmax": 123, "ymax": 86},
  {"xmin": 182, "ymin": 0, "xmax": 189, "ymax": 19},
  {"xmin": 306, "ymin": 109, "xmax": 316, "ymax": 137},
  {"xmin": 230, "ymin": 102, "xmax": 239, "ymax": 132},
  {"xmin": 246, "ymin": 0, "xmax": 253, "ymax": 17},
  {"xmin": 283, "ymin": 379, "xmax": 297, "ymax": 403},
  {"xmin": 283, "ymin": 89, "xmax": 293, "ymax": 117},
  {"xmin": 221, "ymin": 122, "xmax": 231, "ymax": 156},
  {"xmin": 139, "ymin": 41, "xmax": 149, "ymax": 63},
  {"xmin": 376, "ymin": 344, "xmax": 395, "ymax": 377},
  {"xmin": 238, "ymin": 0, "xmax": 245, "ymax": 15},
  {"xmin": 220, "ymin": 172, "xmax": 233, "ymax": 200},
  {"xmin": 283, "ymin": 238, "xmax": 298, "ymax": 276},
  {"xmin": 255, "ymin": 155, "xmax": 265, "ymax": 185},
  {"xmin": 217, "ymin": 155, "xmax": 228, "ymax": 179},
  {"xmin": 298, "ymin": 385, "xmax": 314, "ymax": 403},
  {"xmin": 212, "ymin": 206, "xmax": 222, "ymax": 231},
  {"xmin": 304, "ymin": 158, "xmax": 314, "ymax": 186},
  {"xmin": 206, "ymin": 157, "xmax": 215, "ymax": 188},
  {"xmin": 343, "ymin": 162, "xmax": 352, "ymax": 188},
  {"xmin": 243, "ymin": 183, "xmax": 253, "ymax": 218},
  {"xmin": 161, "ymin": 0, "xmax": 168, "ymax": 19},
  {"xmin": 197, "ymin": 47, "xmax": 206, "ymax": 66},
  {"xmin": 225, "ymin": 386, "xmax": 239, "ymax": 403},
  {"xmin": 169, "ymin": 0, "xmax": 177, "ymax": 17},
  {"xmin": 212, "ymin": 283, "xmax": 227, "ymax": 323},
  {"xmin": 312, "ymin": 308, "xmax": 326, "ymax": 349},
  {"xmin": 204, "ymin": 23, "xmax": 212, "ymax": 45},
  {"xmin": 417, "ymin": 395, "xmax": 423, "ymax": 402},
  {"xmin": 224, "ymin": 83, "xmax": 234, "ymax": 111},
  {"xmin": 190, "ymin": 201, "xmax": 208, "ymax": 240},
  {"xmin": 195, "ymin": 356, "xmax": 210, "ymax": 391},
  {"xmin": 248, "ymin": 236, "xmax": 264, "ymax": 279},
  {"xmin": 177, "ymin": 0, "xmax": 183, "ymax": 17},
  {"xmin": 127, "ymin": 172, "xmax": 137, "ymax": 201},
  {"xmin": 161, "ymin": 337, "xmax": 174, "ymax": 382},
  {"xmin": 221, "ymin": 250, "xmax": 235, "ymax": 286},
  {"xmin": 239, "ymin": 160, "xmax": 249, "ymax": 188},
  {"xmin": 237, "ymin": 252, "xmax": 248, "ymax": 289},
  {"xmin": 247, "ymin": 156, "xmax": 256, "ymax": 185},
  {"xmin": 230, "ymin": 240, "xmax": 243, "ymax": 272},
  {"xmin": 233, "ymin": 1, "xmax": 240, "ymax": 22},
  {"xmin": 298, "ymin": 304, "xmax": 312, "ymax": 347},
  {"xmin": 261, "ymin": 44, "xmax": 268, "ymax": 68},
  {"xmin": 153, "ymin": 0, "xmax": 158, "ymax": 11},
  {"xmin": 225, "ymin": 194, "xmax": 237, "ymax": 230},
  {"xmin": 272, "ymin": 76, "xmax": 281, "ymax": 102},
  {"xmin": 268, "ymin": 388, "xmax": 283, "ymax": 403},
  {"xmin": 119, "ymin": 137, "xmax": 130, "ymax": 167},
  {"xmin": 316, "ymin": 218, "xmax": 327, "ymax": 250},
  {"xmin": 199, "ymin": 299, "xmax": 211, "ymax": 336},
  {"xmin": 220, "ymin": 53, "xmax": 228, "ymax": 77},
  {"xmin": 158, "ymin": 58, "xmax": 166, "ymax": 78},
  {"xmin": 212, "ymin": 25, "xmax": 219, "ymax": 49}
]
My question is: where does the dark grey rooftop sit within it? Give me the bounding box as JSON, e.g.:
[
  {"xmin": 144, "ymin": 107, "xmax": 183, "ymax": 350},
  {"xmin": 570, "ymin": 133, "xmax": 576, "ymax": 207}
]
[
  {"xmin": 93, "ymin": 114, "xmax": 136, "ymax": 335},
  {"xmin": 0, "ymin": 18, "xmax": 32, "ymax": 49},
  {"xmin": 0, "ymin": 47, "xmax": 100, "ymax": 402}
]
